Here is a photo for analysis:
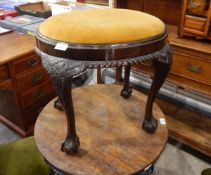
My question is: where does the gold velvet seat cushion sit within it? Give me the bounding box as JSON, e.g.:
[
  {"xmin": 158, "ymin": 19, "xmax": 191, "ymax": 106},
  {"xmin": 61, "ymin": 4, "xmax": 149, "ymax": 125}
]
[{"xmin": 39, "ymin": 9, "xmax": 165, "ymax": 44}]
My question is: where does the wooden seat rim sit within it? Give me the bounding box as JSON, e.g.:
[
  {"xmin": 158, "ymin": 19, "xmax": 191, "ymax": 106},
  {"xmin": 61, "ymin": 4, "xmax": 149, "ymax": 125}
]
[{"xmin": 35, "ymin": 30, "xmax": 167, "ymax": 61}]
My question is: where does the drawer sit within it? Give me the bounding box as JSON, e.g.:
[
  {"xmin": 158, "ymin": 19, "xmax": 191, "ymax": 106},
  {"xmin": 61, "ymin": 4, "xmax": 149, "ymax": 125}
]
[
  {"xmin": 184, "ymin": 16, "xmax": 206, "ymax": 33},
  {"xmin": 13, "ymin": 54, "xmax": 41, "ymax": 74},
  {"xmin": 0, "ymin": 65, "xmax": 10, "ymax": 83},
  {"xmin": 168, "ymin": 73, "xmax": 211, "ymax": 97},
  {"xmin": 21, "ymin": 81, "xmax": 53, "ymax": 109},
  {"xmin": 171, "ymin": 51, "xmax": 211, "ymax": 85},
  {"xmin": 16, "ymin": 66, "xmax": 49, "ymax": 93}
]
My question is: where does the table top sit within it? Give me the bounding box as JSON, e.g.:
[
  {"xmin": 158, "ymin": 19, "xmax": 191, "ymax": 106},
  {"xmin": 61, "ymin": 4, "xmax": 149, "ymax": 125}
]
[
  {"xmin": 0, "ymin": 32, "xmax": 35, "ymax": 65},
  {"xmin": 34, "ymin": 84, "xmax": 168, "ymax": 175}
]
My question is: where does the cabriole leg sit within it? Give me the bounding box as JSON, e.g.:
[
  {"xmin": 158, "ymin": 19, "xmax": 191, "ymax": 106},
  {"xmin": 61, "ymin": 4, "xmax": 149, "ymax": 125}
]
[
  {"xmin": 143, "ymin": 44, "xmax": 172, "ymax": 133},
  {"xmin": 52, "ymin": 76, "xmax": 80, "ymax": 155}
]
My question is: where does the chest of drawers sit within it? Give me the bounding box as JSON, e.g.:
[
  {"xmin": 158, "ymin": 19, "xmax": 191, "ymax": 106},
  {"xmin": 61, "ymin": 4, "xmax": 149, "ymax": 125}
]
[
  {"xmin": 0, "ymin": 32, "xmax": 55, "ymax": 136},
  {"xmin": 133, "ymin": 25, "xmax": 211, "ymax": 97}
]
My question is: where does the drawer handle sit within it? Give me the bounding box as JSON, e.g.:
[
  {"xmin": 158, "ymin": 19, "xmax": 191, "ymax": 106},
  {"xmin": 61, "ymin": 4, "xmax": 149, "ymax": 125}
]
[
  {"xmin": 31, "ymin": 74, "xmax": 42, "ymax": 82},
  {"xmin": 28, "ymin": 59, "xmax": 38, "ymax": 66},
  {"xmin": 188, "ymin": 64, "xmax": 201, "ymax": 73},
  {"xmin": 36, "ymin": 90, "xmax": 45, "ymax": 98}
]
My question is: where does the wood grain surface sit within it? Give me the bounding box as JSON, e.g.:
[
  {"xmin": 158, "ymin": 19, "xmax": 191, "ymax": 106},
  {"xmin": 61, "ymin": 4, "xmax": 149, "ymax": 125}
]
[
  {"xmin": 116, "ymin": 0, "xmax": 181, "ymax": 25},
  {"xmin": 35, "ymin": 84, "xmax": 168, "ymax": 175},
  {"xmin": 0, "ymin": 32, "xmax": 35, "ymax": 65},
  {"xmin": 167, "ymin": 25, "xmax": 211, "ymax": 54},
  {"xmin": 156, "ymin": 98, "xmax": 211, "ymax": 157}
]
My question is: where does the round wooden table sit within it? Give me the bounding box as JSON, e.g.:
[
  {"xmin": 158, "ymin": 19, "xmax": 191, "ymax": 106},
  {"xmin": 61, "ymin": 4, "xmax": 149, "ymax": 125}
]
[{"xmin": 34, "ymin": 84, "xmax": 168, "ymax": 175}]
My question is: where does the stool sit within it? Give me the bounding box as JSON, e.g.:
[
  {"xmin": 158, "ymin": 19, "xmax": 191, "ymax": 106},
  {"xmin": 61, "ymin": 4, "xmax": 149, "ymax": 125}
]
[
  {"xmin": 34, "ymin": 84, "xmax": 168, "ymax": 175},
  {"xmin": 35, "ymin": 9, "xmax": 172, "ymax": 156}
]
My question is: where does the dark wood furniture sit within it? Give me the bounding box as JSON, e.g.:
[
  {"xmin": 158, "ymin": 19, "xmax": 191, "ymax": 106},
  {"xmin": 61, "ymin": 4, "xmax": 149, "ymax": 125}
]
[
  {"xmin": 0, "ymin": 32, "xmax": 54, "ymax": 136},
  {"xmin": 115, "ymin": 0, "xmax": 211, "ymax": 156},
  {"xmin": 35, "ymin": 85, "xmax": 168, "ymax": 175},
  {"xmin": 178, "ymin": 0, "xmax": 211, "ymax": 39},
  {"xmin": 36, "ymin": 21, "xmax": 171, "ymax": 155}
]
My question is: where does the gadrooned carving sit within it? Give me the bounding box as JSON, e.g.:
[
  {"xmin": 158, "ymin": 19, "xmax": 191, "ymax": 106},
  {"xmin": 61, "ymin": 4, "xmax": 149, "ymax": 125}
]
[
  {"xmin": 155, "ymin": 43, "xmax": 172, "ymax": 65},
  {"xmin": 35, "ymin": 47, "xmax": 87, "ymax": 79},
  {"xmin": 35, "ymin": 43, "xmax": 172, "ymax": 76}
]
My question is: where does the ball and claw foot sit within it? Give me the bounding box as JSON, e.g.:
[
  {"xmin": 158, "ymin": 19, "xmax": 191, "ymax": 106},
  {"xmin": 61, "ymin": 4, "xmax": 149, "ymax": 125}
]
[
  {"xmin": 54, "ymin": 98, "xmax": 63, "ymax": 111},
  {"xmin": 120, "ymin": 88, "xmax": 132, "ymax": 98},
  {"xmin": 61, "ymin": 136, "xmax": 80, "ymax": 155},
  {"xmin": 142, "ymin": 117, "xmax": 158, "ymax": 133}
]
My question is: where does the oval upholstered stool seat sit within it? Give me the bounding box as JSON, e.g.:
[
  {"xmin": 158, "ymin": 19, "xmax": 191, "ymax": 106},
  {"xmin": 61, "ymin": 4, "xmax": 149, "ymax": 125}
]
[
  {"xmin": 0, "ymin": 137, "xmax": 50, "ymax": 175},
  {"xmin": 39, "ymin": 9, "xmax": 165, "ymax": 44}
]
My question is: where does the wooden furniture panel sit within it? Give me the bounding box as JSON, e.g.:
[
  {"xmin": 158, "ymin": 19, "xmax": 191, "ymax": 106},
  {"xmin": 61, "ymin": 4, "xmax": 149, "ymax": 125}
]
[
  {"xmin": 116, "ymin": 0, "xmax": 144, "ymax": 10},
  {"xmin": 0, "ymin": 33, "xmax": 35, "ymax": 65},
  {"xmin": 178, "ymin": 0, "xmax": 211, "ymax": 39},
  {"xmin": 24, "ymin": 106, "xmax": 43, "ymax": 131},
  {"xmin": 16, "ymin": 66, "xmax": 49, "ymax": 93},
  {"xmin": 143, "ymin": 0, "xmax": 181, "ymax": 25},
  {"xmin": 156, "ymin": 98, "xmax": 211, "ymax": 157},
  {"xmin": 171, "ymin": 52, "xmax": 211, "ymax": 85},
  {"xmin": 13, "ymin": 54, "xmax": 41, "ymax": 74},
  {"xmin": 168, "ymin": 73, "xmax": 211, "ymax": 96},
  {"xmin": 0, "ymin": 80, "xmax": 12, "ymax": 89},
  {"xmin": 184, "ymin": 16, "xmax": 206, "ymax": 32},
  {"xmin": 0, "ymin": 65, "xmax": 10, "ymax": 83},
  {"xmin": 126, "ymin": 0, "xmax": 144, "ymax": 10},
  {"xmin": 169, "ymin": 25, "xmax": 211, "ymax": 96},
  {"xmin": 0, "ymin": 32, "xmax": 54, "ymax": 136},
  {"xmin": 21, "ymin": 80, "xmax": 53, "ymax": 109},
  {"xmin": 116, "ymin": 0, "xmax": 181, "ymax": 25},
  {"xmin": 208, "ymin": 26, "xmax": 211, "ymax": 36},
  {"xmin": 0, "ymin": 80, "xmax": 22, "ymax": 128}
]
